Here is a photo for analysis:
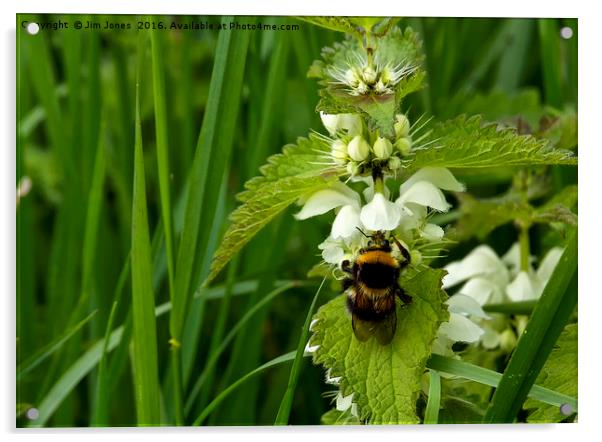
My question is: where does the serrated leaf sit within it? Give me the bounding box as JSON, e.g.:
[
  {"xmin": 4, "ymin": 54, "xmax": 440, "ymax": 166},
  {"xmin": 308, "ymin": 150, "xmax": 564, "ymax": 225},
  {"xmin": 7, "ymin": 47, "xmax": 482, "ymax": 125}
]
[
  {"xmin": 524, "ymin": 323, "xmax": 577, "ymax": 422},
  {"xmin": 309, "ymin": 268, "xmax": 449, "ymax": 424},
  {"xmin": 309, "ymin": 27, "xmax": 425, "ymax": 137},
  {"xmin": 298, "ymin": 17, "xmax": 363, "ymax": 39},
  {"xmin": 406, "ymin": 115, "xmax": 577, "ymax": 172},
  {"xmin": 205, "ymin": 135, "xmax": 344, "ymax": 284},
  {"xmin": 321, "ymin": 408, "xmax": 361, "ymax": 425}
]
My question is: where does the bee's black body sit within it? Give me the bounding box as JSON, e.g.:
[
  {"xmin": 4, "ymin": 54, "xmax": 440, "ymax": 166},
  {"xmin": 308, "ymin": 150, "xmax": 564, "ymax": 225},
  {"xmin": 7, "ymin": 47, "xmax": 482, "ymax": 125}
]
[{"xmin": 341, "ymin": 231, "xmax": 411, "ymax": 344}]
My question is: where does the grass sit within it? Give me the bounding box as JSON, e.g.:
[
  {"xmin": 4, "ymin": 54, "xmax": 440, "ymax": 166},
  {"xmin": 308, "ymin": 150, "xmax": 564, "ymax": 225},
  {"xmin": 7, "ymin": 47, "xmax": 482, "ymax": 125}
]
[{"xmin": 16, "ymin": 15, "xmax": 577, "ymax": 426}]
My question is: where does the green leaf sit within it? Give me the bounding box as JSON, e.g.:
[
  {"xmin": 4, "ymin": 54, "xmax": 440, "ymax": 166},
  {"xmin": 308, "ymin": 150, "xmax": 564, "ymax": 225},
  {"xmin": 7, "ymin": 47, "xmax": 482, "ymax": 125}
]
[
  {"xmin": 406, "ymin": 115, "xmax": 577, "ymax": 172},
  {"xmin": 17, "ymin": 310, "xmax": 96, "ymax": 381},
  {"xmin": 309, "ymin": 27, "xmax": 425, "ymax": 137},
  {"xmin": 320, "ymin": 409, "xmax": 361, "ymax": 425},
  {"xmin": 424, "ymin": 371, "xmax": 441, "ymax": 424},
  {"xmin": 193, "ymin": 351, "xmax": 297, "ymax": 425},
  {"xmin": 426, "ymin": 354, "xmax": 577, "ymax": 411},
  {"xmin": 524, "ymin": 323, "xmax": 577, "ymax": 422},
  {"xmin": 275, "ymin": 278, "xmax": 326, "ymax": 424},
  {"xmin": 205, "ymin": 135, "xmax": 344, "ymax": 284},
  {"xmin": 298, "ymin": 17, "xmax": 363, "ymax": 39},
  {"xmin": 130, "ymin": 34, "xmax": 161, "ymax": 426},
  {"xmin": 309, "ymin": 268, "xmax": 448, "ymax": 424}
]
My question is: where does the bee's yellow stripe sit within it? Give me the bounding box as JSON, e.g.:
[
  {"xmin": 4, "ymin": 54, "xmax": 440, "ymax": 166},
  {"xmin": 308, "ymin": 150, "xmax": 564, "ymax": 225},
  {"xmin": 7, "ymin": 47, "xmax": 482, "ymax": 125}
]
[{"xmin": 356, "ymin": 250, "xmax": 398, "ymax": 268}]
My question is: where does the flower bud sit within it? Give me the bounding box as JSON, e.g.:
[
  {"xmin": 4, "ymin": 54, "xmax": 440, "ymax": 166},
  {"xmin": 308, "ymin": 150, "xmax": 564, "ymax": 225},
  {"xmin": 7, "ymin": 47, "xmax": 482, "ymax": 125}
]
[
  {"xmin": 394, "ymin": 114, "xmax": 411, "ymax": 138},
  {"xmin": 338, "ymin": 114, "xmax": 363, "ymax": 137},
  {"xmin": 388, "ymin": 156, "xmax": 401, "ymax": 170},
  {"xmin": 362, "ymin": 65, "xmax": 377, "ymax": 85},
  {"xmin": 374, "ymin": 79, "xmax": 388, "ymax": 95},
  {"xmin": 500, "ymin": 329, "xmax": 517, "ymax": 353},
  {"xmin": 373, "ymin": 137, "xmax": 393, "ymax": 159},
  {"xmin": 356, "ymin": 81, "xmax": 369, "ymax": 95},
  {"xmin": 394, "ymin": 137, "xmax": 412, "ymax": 155},
  {"xmin": 380, "ymin": 66, "xmax": 393, "ymax": 85},
  {"xmin": 410, "ymin": 249, "xmax": 423, "ymax": 266},
  {"xmin": 331, "ymin": 140, "xmax": 348, "ymax": 164},
  {"xmin": 346, "ymin": 161, "xmax": 360, "ymax": 176},
  {"xmin": 348, "ymin": 135, "xmax": 370, "ymax": 161},
  {"xmin": 344, "ymin": 68, "xmax": 360, "ymax": 87}
]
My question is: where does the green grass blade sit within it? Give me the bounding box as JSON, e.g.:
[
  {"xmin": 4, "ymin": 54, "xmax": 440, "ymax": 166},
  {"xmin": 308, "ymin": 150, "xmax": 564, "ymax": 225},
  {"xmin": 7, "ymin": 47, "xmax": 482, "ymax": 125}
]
[
  {"xmin": 150, "ymin": 26, "xmax": 181, "ymax": 426},
  {"xmin": 483, "ymin": 228, "xmax": 577, "ymax": 422},
  {"xmin": 171, "ymin": 16, "xmax": 253, "ymax": 345},
  {"xmin": 483, "ymin": 300, "xmax": 537, "ymax": 315},
  {"xmin": 274, "ymin": 277, "xmax": 325, "ymax": 425},
  {"xmin": 17, "ymin": 310, "xmax": 97, "ymax": 381},
  {"xmin": 427, "ymin": 354, "xmax": 577, "ymax": 411},
  {"xmin": 424, "ymin": 370, "xmax": 441, "ymax": 424},
  {"xmin": 184, "ymin": 281, "xmax": 300, "ymax": 415},
  {"xmin": 28, "ymin": 279, "xmax": 282, "ymax": 426},
  {"xmin": 130, "ymin": 32, "xmax": 161, "ymax": 426},
  {"xmin": 538, "ymin": 19, "xmax": 563, "ymax": 107},
  {"xmin": 193, "ymin": 351, "xmax": 297, "ymax": 426}
]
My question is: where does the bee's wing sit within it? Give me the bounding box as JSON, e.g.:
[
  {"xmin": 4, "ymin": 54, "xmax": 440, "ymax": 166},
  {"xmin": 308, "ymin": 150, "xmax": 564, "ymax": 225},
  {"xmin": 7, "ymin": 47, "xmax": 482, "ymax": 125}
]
[
  {"xmin": 352, "ymin": 312, "xmax": 396, "ymax": 345},
  {"xmin": 351, "ymin": 314, "xmax": 374, "ymax": 342},
  {"xmin": 374, "ymin": 311, "xmax": 396, "ymax": 345}
]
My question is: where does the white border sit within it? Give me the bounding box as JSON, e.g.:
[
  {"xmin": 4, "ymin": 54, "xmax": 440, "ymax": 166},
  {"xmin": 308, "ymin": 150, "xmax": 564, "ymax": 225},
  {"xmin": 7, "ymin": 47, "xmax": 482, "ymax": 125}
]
[{"xmin": 4, "ymin": 1, "xmax": 601, "ymax": 442}]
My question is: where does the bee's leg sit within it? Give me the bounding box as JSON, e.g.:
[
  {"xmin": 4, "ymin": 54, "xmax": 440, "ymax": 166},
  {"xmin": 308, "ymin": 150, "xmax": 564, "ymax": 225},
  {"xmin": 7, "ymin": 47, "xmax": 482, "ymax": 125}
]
[
  {"xmin": 396, "ymin": 287, "xmax": 413, "ymax": 305},
  {"xmin": 391, "ymin": 237, "xmax": 411, "ymax": 268},
  {"xmin": 341, "ymin": 259, "xmax": 353, "ymax": 275}
]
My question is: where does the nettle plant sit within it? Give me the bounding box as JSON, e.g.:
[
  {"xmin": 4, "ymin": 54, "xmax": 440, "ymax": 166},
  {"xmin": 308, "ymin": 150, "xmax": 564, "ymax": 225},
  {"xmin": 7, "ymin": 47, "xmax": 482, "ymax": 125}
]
[{"xmin": 206, "ymin": 18, "xmax": 577, "ymax": 424}]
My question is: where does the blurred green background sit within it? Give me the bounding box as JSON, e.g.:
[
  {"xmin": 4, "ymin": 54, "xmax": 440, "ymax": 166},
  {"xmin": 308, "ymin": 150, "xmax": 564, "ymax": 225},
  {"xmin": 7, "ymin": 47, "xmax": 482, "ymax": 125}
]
[{"xmin": 16, "ymin": 15, "xmax": 577, "ymax": 426}]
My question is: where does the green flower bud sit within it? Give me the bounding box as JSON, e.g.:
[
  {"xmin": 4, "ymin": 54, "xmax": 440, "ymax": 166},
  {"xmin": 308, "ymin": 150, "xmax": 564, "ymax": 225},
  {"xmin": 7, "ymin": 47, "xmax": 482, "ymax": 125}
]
[
  {"xmin": 348, "ymin": 135, "xmax": 370, "ymax": 161},
  {"xmin": 344, "ymin": 68, "xmax": 360, "ymax": 87},
  {"xmin": 346, "ymin": 161, "xmax": 360, "ymax": 176},
  {"xmin": 394, "ymin": 114, "xmax": 411, "ymax": 138},
  {"xmin": 331, "ymin": 140, "xmax": 348, "ymax": 164},
  {"xmin": 394, "ymin": 137, "xmax": 412, "ymax": 156},
  {"xmin": 356, "ymin": 80, "xmax": 369, "ymax": 95},
  {"xmin": 410, "ymin": 249, "xmax": 422, "ymax": 266},
  {"xmin": 373, "ymin": 136, "xmax": 393, "ymax": 159},
  {"xmin": 500, "ymin": 329, "xmax": 517, "ymax": 353},
  {"xmin": 388, "ymin": 155, "xmax": 401, "ymax": 170},
  {"xmin": 374, "ymin": 79, "xmax": 388, "ymax": 95},
  {"xmin": 362, "ymin": 65, "xmax": 377, "ymax": 85}
]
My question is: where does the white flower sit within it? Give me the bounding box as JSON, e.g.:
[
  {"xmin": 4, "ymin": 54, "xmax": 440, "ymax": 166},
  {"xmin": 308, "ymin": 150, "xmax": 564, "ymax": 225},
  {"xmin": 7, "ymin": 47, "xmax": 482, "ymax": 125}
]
[
  {"xmin": 294, "ymin": 182, "xmax": 363, "ymax": 240},
  {"xmin": 335, "ymin": 392, "xmax": 358, "ymax": 418},
  {"xmin": 320, "ymin": 112, "xmax": 363, "ymax": 137},
  {"xmin": 318, "ymin": 237, "xmax": 346, "ymax": 265},
  {"xmin": 360, "ymin": 192, "xmax": 402, "ymax": 231},
  {"xmin": 330, "ymin": 140, "xmax": 348, "ymax": 164},
  {"xmin": 396, "ymin": 168, "xmax": 463, "ymax": 214},
  {"xmin": 442, "ymin": 243, "xmax": 565, "ymax": 352},
  {"xmin": 348, "ymin": 135, "xmax": 371, "ymax": 161},
  {"xmin": 434, "ymin": 294, "xmax": 487, "ymax": 356}
]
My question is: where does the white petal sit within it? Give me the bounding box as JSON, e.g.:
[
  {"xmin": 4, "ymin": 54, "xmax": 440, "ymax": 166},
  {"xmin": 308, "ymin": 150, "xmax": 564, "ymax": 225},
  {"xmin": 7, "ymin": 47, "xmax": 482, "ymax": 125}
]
[
  {"xmin": 456, "ymin": 277, "xmax": 497, "ymax": 305},
  {"xmin": 397, "ymin": 181, "xmax": 451, "ymax": 212},
  {"xmin": 421, "ymin": 223, "xmax": 444, "ymax": 240},
  {"xmin": 360, "ymin": 193, "xmax": 402, "ymax": 231},
  {"xmin": 304, "ymin": 340, "xmax": 320, "ymax": 354},
  {"xmin": 336, "ymin": 392, "xmax": 354, "ymax": 411},
  {"xmin": 325, "ymin": 369, "xmax": 341, "ymax": 385},
  {"xmin": 338, "ymin": 114, "xmax": 363, "ymax": 136},
  {"xmin": 362, "ymin": 177, "xmax": 390, "ymax": 201},
  {"xmin": 294, "ymin": 183, "xmax": 360, "ymax": 220},
  {"xmin": 442, "ymin": 245, "xmax": 508, "ymax": 288},
  {"xmin": 331, "ymin": 205, "xmax": 362, "ymax": 239},
  {"xmin": 505, "ymin": 271, "xmax": 537, "ymax": 302},
  {"xmin": 438, "ymin": 313, "xmax": 484, "ymax": 343},
  {"xmin": 399, "ymin": 167, "xmax": 465, "ymax": 195},
  {"xmin": 320, "ymin": 112, "xmax": 339, "ymax": 135},
  {"xmin": 447, "ymin": 294, "xmax": 490, "ymax": 319},
  {"xmin": 481, "ymin": 327, "xmax": 501, "ymax": 349},
  {"xmin": 320, "ymin": 241, "xmax": 345, "ymax": 264},
  {"xmin": 536, "ymin": 247, "xmax": 564, "ymax": 284}
]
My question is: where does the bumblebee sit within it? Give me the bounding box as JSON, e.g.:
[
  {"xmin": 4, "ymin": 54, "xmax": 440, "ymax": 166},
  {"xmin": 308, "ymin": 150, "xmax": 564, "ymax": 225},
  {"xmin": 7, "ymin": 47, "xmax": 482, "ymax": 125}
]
[{"xmin": 341, "ymin": 230, "xmax": 411, "ymax": 345}]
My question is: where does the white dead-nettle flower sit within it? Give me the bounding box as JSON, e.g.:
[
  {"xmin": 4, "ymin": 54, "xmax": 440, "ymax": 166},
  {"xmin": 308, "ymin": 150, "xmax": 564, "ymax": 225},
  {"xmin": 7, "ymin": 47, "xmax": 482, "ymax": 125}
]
[
  {"xmin": 326, "ymin": 50, "xmax": 416, "ymax": 96},
  {"xmin": 320, "ymin": 112, "xmax": 363, "ymax": 137},
  {"xmin": 441, "ymin": 243, "xmax": 564, "ymax": 351}
]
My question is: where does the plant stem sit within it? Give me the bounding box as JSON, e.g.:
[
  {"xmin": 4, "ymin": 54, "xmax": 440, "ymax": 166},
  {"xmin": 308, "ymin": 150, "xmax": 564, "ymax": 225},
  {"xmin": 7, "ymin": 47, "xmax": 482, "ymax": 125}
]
[
  {"xmin": 170, "ymin": 345, "xmax": 184, "ymax": 425},
  {"xmin": 518, "ymin": 224, "xmax": 530, "ymax": 272}
]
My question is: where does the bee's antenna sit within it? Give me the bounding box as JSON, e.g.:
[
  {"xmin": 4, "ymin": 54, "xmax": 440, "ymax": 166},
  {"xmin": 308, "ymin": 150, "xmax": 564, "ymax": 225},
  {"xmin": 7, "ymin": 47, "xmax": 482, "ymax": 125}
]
[{"xmin": 356, "ymin": 227, "xmax": 371, "ymax": 239}]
